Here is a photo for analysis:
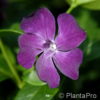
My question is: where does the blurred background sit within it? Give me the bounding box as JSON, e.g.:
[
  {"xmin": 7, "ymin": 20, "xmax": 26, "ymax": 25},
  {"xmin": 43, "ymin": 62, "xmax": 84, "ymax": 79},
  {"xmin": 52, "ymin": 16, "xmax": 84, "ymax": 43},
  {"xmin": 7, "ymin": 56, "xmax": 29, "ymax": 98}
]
[{"xmin": 0, "ymin": 0, "xmax": 100, "ymax": 100}]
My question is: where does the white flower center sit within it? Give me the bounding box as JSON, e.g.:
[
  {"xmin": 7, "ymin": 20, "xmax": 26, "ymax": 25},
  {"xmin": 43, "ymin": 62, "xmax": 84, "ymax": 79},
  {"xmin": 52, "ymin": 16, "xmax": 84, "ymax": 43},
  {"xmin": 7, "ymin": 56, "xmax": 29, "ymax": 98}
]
[{"xmin": 49, "ymin": 43, "xmax": 57, "ymax": 51}]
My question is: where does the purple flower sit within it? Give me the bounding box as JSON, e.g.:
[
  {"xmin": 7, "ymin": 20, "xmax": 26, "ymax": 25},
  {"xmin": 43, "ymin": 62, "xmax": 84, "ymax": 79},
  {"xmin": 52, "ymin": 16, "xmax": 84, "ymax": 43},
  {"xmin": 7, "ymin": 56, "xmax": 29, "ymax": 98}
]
[{"xmin": 17, "ymin": 8, "xmax": 86, "ymax": 88}]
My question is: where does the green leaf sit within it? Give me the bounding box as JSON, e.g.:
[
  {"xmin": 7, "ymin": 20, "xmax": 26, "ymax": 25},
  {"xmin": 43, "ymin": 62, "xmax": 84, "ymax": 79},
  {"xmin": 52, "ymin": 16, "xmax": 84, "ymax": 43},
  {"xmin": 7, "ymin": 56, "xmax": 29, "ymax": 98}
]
[
  {"xmin": 0, "ymin": 55, "xmax": 12, "ymax": 81},
  {"xmin": 75, "ymin": 9, "xmax": 100, "ymax": 41},
  {"xmin": 0, "ymin": 40, "xmax": 23, "ymax": 88},
  {"xmin": 76, "ymin": 0, "xmax": 95, "ymax": 5},
  {"xmin": 74, "ymin": 8, "xmax": 100, "ymax": 60},
  {"xmin": 66, "ymin": 0, "xmax": 94, "ymax": 6},
  {"xmin": 5, "ymin": 46, "xmax": 16, "ymax": 65},
  {"xmin": 10, "ymin": 23, "xmax": 23, "ymax": 33},
  {"xmin": 23, "ymin": 68, "xmax": 46, "ymax": 86},
  {"xmin": 15, "ymin": 84, "xmax": 58, "ymax": 100},
  {"xmin": 0, "ymin": 74, "xmax": 8, "ymax": 82},
  {"xmin": 83, "ymin": 0, "xmax": 100, "ymax": 10},
  {"xmin": 86, "ymin": 41, "xmax": 100, "ymax": 61},
  {"xmin": 16, "ymin": 65, "xmax": 27, "ymax": 72},
  {"xmin": 0, "ymin": 29, "xmax": 22, "ymax": 47}
]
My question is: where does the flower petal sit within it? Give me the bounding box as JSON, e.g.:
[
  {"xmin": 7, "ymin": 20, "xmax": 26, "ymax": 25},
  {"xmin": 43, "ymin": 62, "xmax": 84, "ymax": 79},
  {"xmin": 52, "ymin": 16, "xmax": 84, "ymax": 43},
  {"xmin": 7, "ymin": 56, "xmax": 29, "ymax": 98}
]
[
  {"xmin": 17, "ymin": 33, "xmax": 43, "ymax": 68},
  {"xmin": 18, "ymin": 33, "xmax": 44, "ymax": 50},
  {"xmin": 17, "ymin": 48, "xmax": 41, "ymax": 69},
  {"xmin": 55, "ymin": 13, "xmax": 86, "ymax": 51},
  {"xmin": 20, "ymin": 8, "xmax": 55, "ymax": 40},
  {"xmin": 53, "ymin": 48, "xmax": 83, "ymax": 80},
  {"xmin": 36, "ymin": 53, "xmax": 60, "ymax": 88}
]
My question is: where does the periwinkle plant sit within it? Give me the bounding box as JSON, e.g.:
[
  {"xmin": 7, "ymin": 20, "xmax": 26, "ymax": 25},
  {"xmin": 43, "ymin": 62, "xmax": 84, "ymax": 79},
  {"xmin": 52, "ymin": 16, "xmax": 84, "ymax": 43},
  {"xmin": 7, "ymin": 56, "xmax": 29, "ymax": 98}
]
[{"xmin": 17, "ymin": 8, "xmax": 86, "ymax": 88}]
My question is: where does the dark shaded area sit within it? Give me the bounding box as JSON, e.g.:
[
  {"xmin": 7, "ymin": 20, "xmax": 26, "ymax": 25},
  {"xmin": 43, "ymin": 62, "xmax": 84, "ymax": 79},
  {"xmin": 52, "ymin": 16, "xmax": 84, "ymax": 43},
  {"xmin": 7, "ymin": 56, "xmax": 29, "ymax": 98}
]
[
  {"xmin": 0, "ymin": 0, "xmax": 7, "ymax": 27},
  {"xmin": 2, "ymin": 0, "xmax": 68, "ymax": 28},
  {"xmin": 0, "ymin": 79, "xmax": 18, "ymax": 100},
  {"xmin": 90, "ymin": 10, "xmax": 100, "ymax": 27}
]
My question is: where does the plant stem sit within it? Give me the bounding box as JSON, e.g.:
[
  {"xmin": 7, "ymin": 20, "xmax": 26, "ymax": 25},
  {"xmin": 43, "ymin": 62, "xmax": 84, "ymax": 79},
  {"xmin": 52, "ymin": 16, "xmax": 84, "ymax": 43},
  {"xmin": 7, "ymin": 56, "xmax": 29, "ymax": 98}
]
[
  {"xmin": 0, "ymin": 69, "xmax": 12, "ymax": 77},
  {"xmin": 0, "ymin": 39, "xmax": 23, "ymax": 88},
  {"xmin": 0, "ymin": 29, "xmax": 22, "ymax": 34},
  {"xmin": 66, "ymin": 4, "xmax": 76, "ymax": 13}
]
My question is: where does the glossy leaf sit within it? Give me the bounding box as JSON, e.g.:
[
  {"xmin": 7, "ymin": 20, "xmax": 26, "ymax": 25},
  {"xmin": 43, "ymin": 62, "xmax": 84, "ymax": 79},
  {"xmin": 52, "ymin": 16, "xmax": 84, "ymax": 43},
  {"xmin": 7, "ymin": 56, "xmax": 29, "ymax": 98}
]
[
  {"xmin": 10, "ymin": 23, "xmax": 23, "ymax": 33},
  {"xmin": 67, "ymin": 0, "xmax": 94, "ymax": 6},
  {"xmin": 86, "ymin": 41, "xmax": 100, "ymax": 61},
  {"xmin": 83, "ymin": 0, "xmax": 100, "ymax": 10},
  {"xmin": 74, "ymin": 9, "xmax": 100, "ymax": 60},
  {"xmin": 0, "ymin": 74, "xmax": 7, "ymax": 82},
  {"xmin": 23, "ymin": 68, "xmax": 46, "ymax": 86},
  {"xmin": 0, "ymin": 55, "xmax": 12, "ymax": 81},
  {"xmin": 15, "ymin": 84, "xmax": 58, "ymax": 100},
  {"xmin": 76, "ymin": 0, "xmax": 95, "ymax": 5},
  {"xmin": 75, "ymin": 9, "xmax": 100, "ymax": 41},
  {"xmin": 5, "ymin": 46, "xmax": 16, "ymax": 65},
  {"xmin": 0, "ymin": 29, "xmax": 22, "ymax": 47}
]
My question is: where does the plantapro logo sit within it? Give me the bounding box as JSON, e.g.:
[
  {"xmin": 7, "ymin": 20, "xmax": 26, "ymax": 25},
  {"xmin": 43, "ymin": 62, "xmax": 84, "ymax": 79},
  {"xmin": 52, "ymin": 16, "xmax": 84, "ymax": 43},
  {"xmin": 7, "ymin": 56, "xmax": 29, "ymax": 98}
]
[{"xmin": 58, "ymin": 92, "xmax": 97, "ymax": 99}]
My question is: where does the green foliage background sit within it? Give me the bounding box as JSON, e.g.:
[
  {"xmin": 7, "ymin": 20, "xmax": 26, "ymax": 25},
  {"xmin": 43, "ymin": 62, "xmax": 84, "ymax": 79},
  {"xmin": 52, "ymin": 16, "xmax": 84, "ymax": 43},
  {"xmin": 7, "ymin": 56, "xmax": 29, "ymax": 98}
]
[{"xmin": 0, "ymin": 0, "xmax": 100, "ymax": 100}]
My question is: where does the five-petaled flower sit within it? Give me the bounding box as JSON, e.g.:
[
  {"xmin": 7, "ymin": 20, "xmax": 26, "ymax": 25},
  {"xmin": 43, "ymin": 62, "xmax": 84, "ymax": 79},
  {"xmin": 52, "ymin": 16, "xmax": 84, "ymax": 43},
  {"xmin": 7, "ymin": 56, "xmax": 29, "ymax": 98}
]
[{"xmin": 17, "ymin": 8, "xmax": 86, "ymax": 88}]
